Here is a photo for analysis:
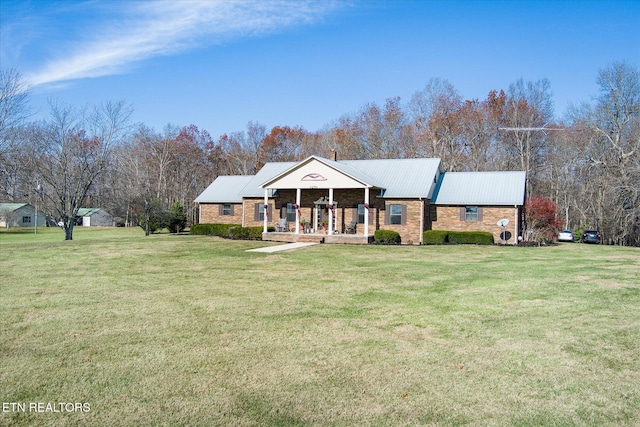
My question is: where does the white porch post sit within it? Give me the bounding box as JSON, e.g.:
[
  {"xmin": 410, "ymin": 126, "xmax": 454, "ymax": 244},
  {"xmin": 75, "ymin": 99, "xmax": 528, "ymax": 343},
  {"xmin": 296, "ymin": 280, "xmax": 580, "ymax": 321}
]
[
  {"xmin": 263, "ymin": 189, "xmax": 268, "ymax": 233},
  {"xmin": 364, "ymin": 187, "xmax": 370, "ymax": 236},
  {"xmin": 328, "ymin": 188, "xmax": 334, "ymax": 235},
  {"xmin": 295, "ymin": 188, "xmax": 301, "ymax": 234}
]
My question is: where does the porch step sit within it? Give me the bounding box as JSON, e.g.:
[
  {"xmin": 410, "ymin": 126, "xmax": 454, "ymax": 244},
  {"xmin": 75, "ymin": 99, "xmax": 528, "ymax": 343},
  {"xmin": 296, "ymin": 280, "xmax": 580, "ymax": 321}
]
[{"xmin": 295, "ymin": 234, "xmax": 325, "ymax": 243}]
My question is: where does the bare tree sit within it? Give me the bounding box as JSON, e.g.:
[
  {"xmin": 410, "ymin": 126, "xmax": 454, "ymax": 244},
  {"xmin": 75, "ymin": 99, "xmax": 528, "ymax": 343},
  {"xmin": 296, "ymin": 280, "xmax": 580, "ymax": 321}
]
[
  {"xmin": 0, "ymin": 68, "xmax": 31, "ymax": 153},
  {"xmin": 30, "ymin": 101, "xmax": 132, "ymax": 240},
  {"xmin": 576, "ymin": 61, "xmax": 640, "ymax": 245}
]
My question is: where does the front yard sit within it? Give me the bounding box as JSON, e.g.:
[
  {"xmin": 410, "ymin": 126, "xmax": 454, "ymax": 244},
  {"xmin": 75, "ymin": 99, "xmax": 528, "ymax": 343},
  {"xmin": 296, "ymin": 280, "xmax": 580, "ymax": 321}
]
[{"xmin": 1, "ymin": 227, "xmax": 639, "ymax": 426}]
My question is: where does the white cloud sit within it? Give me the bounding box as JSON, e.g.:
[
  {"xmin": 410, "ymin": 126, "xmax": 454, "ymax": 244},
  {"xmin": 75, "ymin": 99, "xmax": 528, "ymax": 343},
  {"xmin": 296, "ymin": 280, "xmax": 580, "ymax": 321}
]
[{"xmin": 23, "ymin": 0, "xmax": 346, "ymax": 88}]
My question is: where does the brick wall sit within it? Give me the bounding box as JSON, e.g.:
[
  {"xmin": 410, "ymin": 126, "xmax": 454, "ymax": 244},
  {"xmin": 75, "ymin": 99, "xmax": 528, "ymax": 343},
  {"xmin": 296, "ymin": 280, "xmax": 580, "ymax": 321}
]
[
  {"xmin": 242, "ymin": 198, "xmax": 276, "ymax": 227},
  {"xmin": 431, "ymin": 205, "xmax": 520, "ymax": 243},
  {"xmin": 199, "ymin": 203, "xmax": 242, "ymax": 224},
  {"xmin": 378, "ymin": 200, "xmax": 427, "ymax": 245}
]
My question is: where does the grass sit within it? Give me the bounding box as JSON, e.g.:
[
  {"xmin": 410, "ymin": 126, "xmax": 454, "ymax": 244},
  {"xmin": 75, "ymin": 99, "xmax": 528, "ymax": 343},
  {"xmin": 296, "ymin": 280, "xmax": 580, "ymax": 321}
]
[{"xmin": 1, "ymin": 227, "xmax": 639, "ymax": 426}]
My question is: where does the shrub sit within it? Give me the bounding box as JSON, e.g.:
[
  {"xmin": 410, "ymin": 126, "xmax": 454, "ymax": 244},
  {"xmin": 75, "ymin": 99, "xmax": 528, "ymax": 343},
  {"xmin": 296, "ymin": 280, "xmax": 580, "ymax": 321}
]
[
  {"xmin": 422, "ymin": 230, "xmax": 494, "ymax": 245},
  {"xmin": 189, "ymin": 223, "xmax": 241, "ymax": 237},
  {"xmin": 447, "ymin": 231, "xmax": 494, "ymax": 245},
  {"xmin": 525, "ymin": 196, "xmax": 563, "ymax": 243},
  {"xmin": 167, "ymin": 202, "xmax": 187, "ymax": 233},
  {"xmin": 374, "ymin": 229, "xmax": 401, "ymax": 245},
  {"xmin": 423, "ymin": 230, "xmax": 449, "ymax": 244}
]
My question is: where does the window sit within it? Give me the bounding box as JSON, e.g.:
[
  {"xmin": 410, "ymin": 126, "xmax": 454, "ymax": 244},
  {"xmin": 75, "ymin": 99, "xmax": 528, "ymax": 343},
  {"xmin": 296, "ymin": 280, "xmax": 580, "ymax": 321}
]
[
  {"xmin": 254, "ymin": 203, "xmax": 271, "ymax": 221},
  {"xmin": 222, "ymin": 204, "xmax": 232, "ymax": 215},
  {"xmin": 22, "ymin": 216, "xmax": 32, "ymax": 224},
  {"xmin": 286, "ymin": 203, "xmax": 297, "ymax": 222},
  {"xmin": 389, "ymin": 204, "xmax": 403, "ymax": 225},
  {"xmin": 357, "ymin": 204, "xmax": 365, "ymax": 223},
  {"xmin": 463, "ymin": 206, "xmax": 480, "ymax": 221}
]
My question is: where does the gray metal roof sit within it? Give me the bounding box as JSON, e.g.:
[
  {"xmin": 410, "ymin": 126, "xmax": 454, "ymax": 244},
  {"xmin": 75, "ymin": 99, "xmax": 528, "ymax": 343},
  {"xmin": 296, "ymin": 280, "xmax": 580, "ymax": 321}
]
[
  {"xmin": 194, "ymin": 175, "xmax": 254, "ymax": 203},
  {"xmin": 239, "ymin": 162, "xmax": 297, "ymax": 197},
  {"xmin": 195, "ymin": 159, "xmax": 525, "ymax": 205},
  {"xmin": 341, "ymin": 158, "xmax": 442, "ymax": 198},
  {"xmin": 432, "ymin": 171, "xmax": 526, "ymax": 205}
]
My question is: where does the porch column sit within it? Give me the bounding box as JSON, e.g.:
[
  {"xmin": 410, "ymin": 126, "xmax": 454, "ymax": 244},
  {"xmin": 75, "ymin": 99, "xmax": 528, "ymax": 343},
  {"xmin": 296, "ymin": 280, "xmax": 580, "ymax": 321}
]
[
  {"xmin": 364, "ymin": 187, "xmax": 370, "ymax": 236},
  {"xmin": 328, "ymin": 188, "xmax": 334, "ymax": 235},
  {"xmin": 263, "ymin": 189, "xmax": 269, "ymax": 233},
  {"xmin": 295, "ymin": 188, "xmax": 301, "ymax": 234}
]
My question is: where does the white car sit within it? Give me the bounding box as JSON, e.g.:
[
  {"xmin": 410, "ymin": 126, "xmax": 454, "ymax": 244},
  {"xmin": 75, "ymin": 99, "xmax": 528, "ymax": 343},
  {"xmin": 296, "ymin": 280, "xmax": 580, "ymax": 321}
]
[{"xmin": 558, "ymin": 230, "xmax": 574, "ymax": 242}]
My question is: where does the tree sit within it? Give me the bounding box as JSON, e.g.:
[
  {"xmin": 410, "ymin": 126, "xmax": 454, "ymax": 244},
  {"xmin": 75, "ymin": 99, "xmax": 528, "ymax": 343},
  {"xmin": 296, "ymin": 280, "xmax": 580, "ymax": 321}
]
[
  {"xmin": 258, "ymin": 125, "xmax": 308, "ymax": 166},
  {"xmin": 498, "ymin": 78, "xmax": 555, "ymax": 198},
  {"xmin": 571, "ymin": 61, "xmax": 640, "ymax": 245},
  {"xmin": 138, "ymin": 198, "xmax": 165, "ymax": 235},
  {"xmin": 0, "ymin": 68, "xmax": 30, "ymax": 153},
  {"xmin": 166, "ymin": 201, "xmax": 187, "ymax": 233},
  {"xmin": 525, "ymin": 195, "xmax": 564, "ymax": 243},
  {"xmin": 30, "ymin": 101, "xmax": 132, "ymax": 240}
]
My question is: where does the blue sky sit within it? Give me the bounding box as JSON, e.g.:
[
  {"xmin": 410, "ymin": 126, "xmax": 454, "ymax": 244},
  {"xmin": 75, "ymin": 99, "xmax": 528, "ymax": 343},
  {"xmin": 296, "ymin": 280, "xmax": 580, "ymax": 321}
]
[{"xmin": 2, "ymin": 0, "xmax": 639, "ymax": 137}]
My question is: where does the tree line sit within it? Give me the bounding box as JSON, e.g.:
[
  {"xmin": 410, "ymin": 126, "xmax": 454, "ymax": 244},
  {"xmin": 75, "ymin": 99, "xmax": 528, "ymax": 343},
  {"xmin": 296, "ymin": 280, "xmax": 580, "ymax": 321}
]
[{"xmin": 0, "ymin": 61, "xmax": 638, "ymax": 244}]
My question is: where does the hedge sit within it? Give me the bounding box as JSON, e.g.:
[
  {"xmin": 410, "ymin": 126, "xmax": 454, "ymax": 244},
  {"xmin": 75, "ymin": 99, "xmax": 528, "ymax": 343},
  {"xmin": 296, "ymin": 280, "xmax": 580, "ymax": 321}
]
[
  {"xmin": 422, "ymin": 230, "xmax": 449, "ymax": 245},
  {"xmin": 422, "ymin": 230, "xmax": 494, "ymax": 245},
  {"xmin": 190, "ymin": 224, "xmax": 274, "ymax": 240},
  {"xmin": 231, "ymin": 225, "xmax": 275, "ymax": 240},
  {"xmin": 374, "ymin": 229, "xmax": 401, "ymax": 245},
  {"xmin": 190, "ymin": 223, "xmax": 240, "ymax": 237}
]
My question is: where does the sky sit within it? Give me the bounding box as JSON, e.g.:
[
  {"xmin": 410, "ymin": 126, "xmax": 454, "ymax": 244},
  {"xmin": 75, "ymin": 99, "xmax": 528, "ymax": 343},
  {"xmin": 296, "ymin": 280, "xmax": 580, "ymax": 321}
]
[{"xmin": 1, "ymin": 0, "xmax": 639, "ymax": 138}]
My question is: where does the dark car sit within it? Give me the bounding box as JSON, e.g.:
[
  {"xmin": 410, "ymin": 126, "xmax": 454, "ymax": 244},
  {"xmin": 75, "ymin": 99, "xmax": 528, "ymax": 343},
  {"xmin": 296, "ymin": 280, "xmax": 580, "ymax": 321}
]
[{"xmin": 581, "ymin": 230, "xmax": 601, "ymax": 244}]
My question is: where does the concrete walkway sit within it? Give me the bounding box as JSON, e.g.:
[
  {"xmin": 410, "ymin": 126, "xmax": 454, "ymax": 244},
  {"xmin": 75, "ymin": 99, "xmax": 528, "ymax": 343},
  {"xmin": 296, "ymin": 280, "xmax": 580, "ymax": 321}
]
[{"xmin": 246, "ymin": 242, "xmax": 319, "ymax": 253}]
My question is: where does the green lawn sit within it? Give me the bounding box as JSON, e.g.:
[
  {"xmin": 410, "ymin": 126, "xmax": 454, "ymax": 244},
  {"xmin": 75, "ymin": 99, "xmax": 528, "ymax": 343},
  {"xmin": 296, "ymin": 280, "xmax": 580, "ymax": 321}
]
[{"xmin": 1, "ymin": 227, "xmax": 639, "ymax": 426}]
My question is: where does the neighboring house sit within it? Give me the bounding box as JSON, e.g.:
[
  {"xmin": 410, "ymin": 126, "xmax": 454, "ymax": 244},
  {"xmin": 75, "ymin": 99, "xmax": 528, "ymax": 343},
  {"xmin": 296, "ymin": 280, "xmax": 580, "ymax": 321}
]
[
  {"xmin": 0, "ymin": 203, "xmax": 47, "ymax": 228},
  {"xmin": 194, "ymin": 152, "xmax": 526, "ymax": 244},
  {"xmin": 76, "ymin": 208, "xmax": 116, "ymax": 227}
]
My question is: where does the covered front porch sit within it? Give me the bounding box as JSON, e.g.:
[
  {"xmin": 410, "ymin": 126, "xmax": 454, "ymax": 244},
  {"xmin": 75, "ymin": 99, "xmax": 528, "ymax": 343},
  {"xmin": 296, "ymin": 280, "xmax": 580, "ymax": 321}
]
[{"xmin": 259, "ymin": 155, "xmax": 382, "ymax": 245}]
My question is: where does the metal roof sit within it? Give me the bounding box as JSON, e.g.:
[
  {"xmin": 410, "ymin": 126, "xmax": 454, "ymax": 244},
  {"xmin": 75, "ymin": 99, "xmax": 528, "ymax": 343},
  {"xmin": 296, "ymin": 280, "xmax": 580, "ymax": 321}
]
[
  {"xmin": 239, "ymin": 162, "xmax": 297, "ymax": 197},
  {"xmin": 194, "ymin": 176, "xmax": 255, "ymax": 203},
  {"xmin": 432, "ymin": 171, "xmax": 526, "ymax": 205},
  {"xmin": 340, "ymin": 158, "xmax": 442, "ymax": 198},
  {"xmin": 0, "ymin": 203, "xmax": 29, "ymax": 212},
  {"xmin": 194, "ymin": 159, "xmax": 525, "ymax": 206},
  {"xmin": 76, "ymin": 208, "xmax": 104, "ymax": 217}
]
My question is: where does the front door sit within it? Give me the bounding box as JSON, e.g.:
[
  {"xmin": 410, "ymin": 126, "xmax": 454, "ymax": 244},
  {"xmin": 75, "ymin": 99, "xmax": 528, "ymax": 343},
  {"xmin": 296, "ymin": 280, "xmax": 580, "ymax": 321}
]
[{"xmin": 315, "ymin": 205, "xmax": 328, "ymax": 232}]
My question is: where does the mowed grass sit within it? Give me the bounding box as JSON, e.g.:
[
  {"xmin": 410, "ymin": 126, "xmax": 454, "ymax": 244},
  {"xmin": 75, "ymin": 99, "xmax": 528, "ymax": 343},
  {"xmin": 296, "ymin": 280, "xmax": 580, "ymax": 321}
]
[{"xmin": 1, "ymin": 227, "xmax": 639, "ymax": 426}]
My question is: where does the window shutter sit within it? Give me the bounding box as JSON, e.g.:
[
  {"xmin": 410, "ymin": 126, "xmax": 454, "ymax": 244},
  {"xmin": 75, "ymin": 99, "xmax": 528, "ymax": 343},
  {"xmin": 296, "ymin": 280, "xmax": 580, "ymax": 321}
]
[
  {"xmin": 477, "ymin": 207, "xmax": 483, "ymax": 221},
  {"xmin": 280, "ymin": 205, "xmax": 286, "ymax": 219},
  {"xmin": 254, "ymin": 203, "xmax": 260, "ymax": 221},
  {"xmin": 401, "ymin": 204, "xmax": 407, "ymax": 225},
  {"xmin": 230, "ymin": 205, "xmax": 234, "ymax": 216},
  {"xmin": 218, "ymin": 204, "xmax": 223, "ymax": 215},
  {"xmin": 353, "ymin": 207, "xmax": 358, "ymax": 223},
  {"xmin": 460, "ymin": 207, "xmax": 466, "ymax": 221},
  {"xmin": 267, "ymin": 204, "xmax": 272, "ymax": 221},
  {"xmin": 368, "ymin": 207, "xmax": 374, "ymax": 225},
  {"xmin": 384, "ymin": 205, "xmax": 390, "ymax": 225}
]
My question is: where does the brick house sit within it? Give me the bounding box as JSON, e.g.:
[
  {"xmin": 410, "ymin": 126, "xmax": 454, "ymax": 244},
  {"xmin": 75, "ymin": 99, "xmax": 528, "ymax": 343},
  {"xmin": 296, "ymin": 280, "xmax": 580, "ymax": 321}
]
[{"xmin": 195, "ymin": 152, "xmax": 526, "ymax": 244}]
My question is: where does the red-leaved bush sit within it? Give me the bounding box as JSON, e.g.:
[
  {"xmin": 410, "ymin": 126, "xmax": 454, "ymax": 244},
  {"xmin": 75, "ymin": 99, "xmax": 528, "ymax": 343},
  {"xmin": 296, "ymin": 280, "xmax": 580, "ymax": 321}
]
[{"xmin": 525, "ymin": 196, "xmax": 564, "ymax": 243}]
